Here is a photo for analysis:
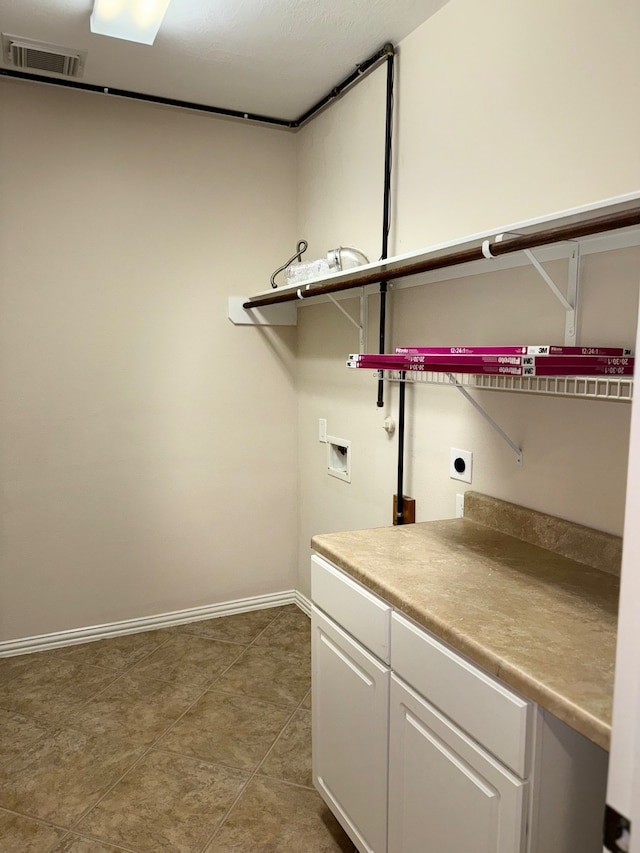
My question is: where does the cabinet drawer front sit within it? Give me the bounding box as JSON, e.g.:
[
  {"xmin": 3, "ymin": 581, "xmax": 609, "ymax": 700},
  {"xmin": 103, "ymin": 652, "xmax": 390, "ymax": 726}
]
[
  {"xmin": 391, "ymin": 612, "xmax": 531, "ymax": 777},
  {"xmin": 311, "ymin": 554, "xmax": 391, "ymax": 663}
]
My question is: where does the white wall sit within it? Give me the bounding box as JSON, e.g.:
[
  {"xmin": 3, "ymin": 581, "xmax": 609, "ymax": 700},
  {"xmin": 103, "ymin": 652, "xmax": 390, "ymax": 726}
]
[
  {"xmin": 0, "ymin": 79, "xmax": 298, "ymax": 642},
  {"xmin": 2, "ymin": 0, "xmax": 639, "ymax": 637},
  {"xmin": 296, "ymin": 0, "xmax": 640, "ymax": 595},
  {"xmin": 394, "ymin": 0, "xmax": 640, "ymax": 248}
]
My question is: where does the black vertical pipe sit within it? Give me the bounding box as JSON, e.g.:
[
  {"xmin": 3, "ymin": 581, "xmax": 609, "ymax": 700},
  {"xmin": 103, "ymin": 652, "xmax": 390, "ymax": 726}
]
[
  {"xmin": 376, "ymin": 49, "xmax": 406, "ymax": 526},
  {"xmin": 377, "ymin": 47, "xmax": 395, "ymax": 408},
  {"xmin": 396, "ymin": 374, "xmax": 406, "ymax": 524}
]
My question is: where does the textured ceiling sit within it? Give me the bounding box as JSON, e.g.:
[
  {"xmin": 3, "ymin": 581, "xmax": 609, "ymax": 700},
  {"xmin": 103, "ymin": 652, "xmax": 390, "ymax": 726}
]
[{"xmin": 0, "ymin": 0, "xmax": 449, "ymax": 121}]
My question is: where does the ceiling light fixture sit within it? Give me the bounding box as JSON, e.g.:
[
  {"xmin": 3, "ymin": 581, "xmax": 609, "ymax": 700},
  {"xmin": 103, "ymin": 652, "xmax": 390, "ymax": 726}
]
[{"xmin": 90, "ymin": 0, "xmax": 173, "ymax": 45}]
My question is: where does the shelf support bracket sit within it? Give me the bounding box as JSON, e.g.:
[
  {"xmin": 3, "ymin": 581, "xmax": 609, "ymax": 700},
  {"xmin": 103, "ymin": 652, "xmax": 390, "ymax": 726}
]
[
  {"xmin": 565, "ymin": 244, "xmax": 581, "ymax": 346},
  {"xmin": 447, "ymin": 374, "xmax": 523, "ymax": 465},
  {"xmin": 489, "ymin": 232, "xmax": 580, "ymax": 346},
  {"xmin": 521, "ymin": 246, "xmax": 579, "ymax": 346},
  {"xmin": 327, "ymin": 288, "xmax": 367, "ymax": 353}
]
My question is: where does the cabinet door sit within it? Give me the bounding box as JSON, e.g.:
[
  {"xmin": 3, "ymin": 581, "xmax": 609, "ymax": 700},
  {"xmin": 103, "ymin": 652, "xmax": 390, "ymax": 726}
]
[
  {"xmin": 312, "ymin": 605, "xmax": 389, "ymax": 853},
  {"xmin": 389, "ymin": 675, "xmax": 527, "ymax": 853}
]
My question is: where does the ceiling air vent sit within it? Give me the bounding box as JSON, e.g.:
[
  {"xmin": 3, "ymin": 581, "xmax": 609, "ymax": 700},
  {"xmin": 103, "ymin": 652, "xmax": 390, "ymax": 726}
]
[{"xmin": 1, "ymin": 34, "xmax": 87, "ymax": 78}]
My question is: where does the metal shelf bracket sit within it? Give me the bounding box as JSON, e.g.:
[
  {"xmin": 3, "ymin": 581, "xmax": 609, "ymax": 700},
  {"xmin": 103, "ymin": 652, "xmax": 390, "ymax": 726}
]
[
  {"xmin": 447, "ymin": 373, "xmax": 523, "ymax": 466},
  {"xmin": 522, "ymin": 245, "xmax": 580, "ymax": 346},
  {"xmin": 484, "ymin": 232, "xmax": 580, "ymax": 346},
  {"xmin": 327, "ymin": 288, "xmax": 368, "ymax": 353}
]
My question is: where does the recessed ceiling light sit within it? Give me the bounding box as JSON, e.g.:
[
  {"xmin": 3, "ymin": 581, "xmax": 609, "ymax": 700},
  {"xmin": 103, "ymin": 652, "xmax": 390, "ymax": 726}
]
[{"xmin": 90, "ymin": 0, "xmax": 173, "ymax": 46}]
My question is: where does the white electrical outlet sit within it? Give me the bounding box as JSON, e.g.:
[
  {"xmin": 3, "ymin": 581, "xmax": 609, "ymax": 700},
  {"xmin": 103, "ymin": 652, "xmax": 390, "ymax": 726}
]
[
  {"xmin": 450, "ymin": 448, "xmax": 473, "ymax": 483},
  {"xmin": 318, "ymin": 418, "xmax": 327, "ymax": 443},
  {"xmin": 455, "ymin": 493, "xmax": 465, "ymax": 518}
]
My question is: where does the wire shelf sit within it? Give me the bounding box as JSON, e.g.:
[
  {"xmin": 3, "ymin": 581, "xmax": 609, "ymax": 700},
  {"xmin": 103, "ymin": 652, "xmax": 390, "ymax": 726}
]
[{"xmin": 380, "ymin": 370, "xmax": 634, "ymax": 402}]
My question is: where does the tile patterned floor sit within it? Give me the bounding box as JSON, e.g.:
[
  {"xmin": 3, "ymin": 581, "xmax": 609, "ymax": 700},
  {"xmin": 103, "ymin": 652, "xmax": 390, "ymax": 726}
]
[{"xmin": 0, "ymin": 605, "xmax": 357, "ymax": 852}]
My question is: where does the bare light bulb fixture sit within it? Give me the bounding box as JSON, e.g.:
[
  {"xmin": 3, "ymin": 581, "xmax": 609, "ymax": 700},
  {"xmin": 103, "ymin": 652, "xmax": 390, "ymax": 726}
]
[{"xmin": 91, "ymin": 0, "xmax": 173, "ymax": 45}]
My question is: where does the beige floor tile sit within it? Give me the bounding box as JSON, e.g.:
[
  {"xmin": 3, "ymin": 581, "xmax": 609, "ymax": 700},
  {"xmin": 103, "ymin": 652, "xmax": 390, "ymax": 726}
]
[
  {"xmin": 0, "ymin": 654, "xmax": 42, "ymax": 688},
  {"xmin": 0, "ymin": 607, "xmax": 327, "ymax": 851},
  {"xmin": 64, "ymin": 673, "xmax": 201, "ymax": 745},
  {"xmin": 77, "ymin": 749, "xmax": 249, "ymax": 853},
  {"xmin": 255, "ymin": 607, "xmax": 310, "ymax": 639},
  {"xmin": 46, "ymin": 631, "xmax": 170, "ymax": 672},
  {"xmin": 0, "ymin": 658, "xmax": 119, "ymax": 723},
  {"xmin": 0, "ymin": 808, "xmax": 64, "ymax": 852},
  {"xmin": 173, "ymin": 608, "xmax": 282, "ymax": 645},
  {"xmin": 0, "ymin": 710, "xmax": 51, "ymax": 766},
  {"xmin": 205, "ymin": 776, "xmax": 356, "ymax": 853},
  {"xmin": 259, "ymin": 710, "xmax": 313, "ymax": 787},
  {"xmin": 51, "ymin": 834, "xmax": 133, "ymax": 852},
  {"xmin": 125, "ymin": 634, "xmax": 244, "ymax": 689},
  {"xmin": 213, "ymin": 645, "xmax": 311, "ymax": 707},
  {"xmin": 158, "ymin": 690, "xmax": 291, "ymax": 771},
  {"xmin": 0, "ymin": 728, "xmax": 143, "ymax": 826},
  {"xmin": 253, "ymin": 608, "xmax": 311, "ymax": 658}
]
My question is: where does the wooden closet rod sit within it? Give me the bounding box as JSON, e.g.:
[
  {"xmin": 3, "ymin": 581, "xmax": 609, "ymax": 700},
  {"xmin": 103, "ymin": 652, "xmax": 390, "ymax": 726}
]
[{"xmin": 243, "ymin": 206, "xmax": 640, "ymax": 310}]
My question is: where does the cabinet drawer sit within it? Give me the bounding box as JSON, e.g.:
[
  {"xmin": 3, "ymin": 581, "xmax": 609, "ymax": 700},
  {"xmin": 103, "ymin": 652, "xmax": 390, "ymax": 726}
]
[
  {"xmin": 391, "ymin": 612, "xmax": 532, "ymax": 778},
  {"xmin": 311, "ymin": 554, "xmax": 391, "ymax": 663}
]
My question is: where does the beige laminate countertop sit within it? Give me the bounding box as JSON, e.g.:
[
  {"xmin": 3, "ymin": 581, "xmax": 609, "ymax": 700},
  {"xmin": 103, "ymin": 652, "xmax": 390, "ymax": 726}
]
[{"xmin": 311, "ymin": 499, "xmax": 620, "ymax": 752}]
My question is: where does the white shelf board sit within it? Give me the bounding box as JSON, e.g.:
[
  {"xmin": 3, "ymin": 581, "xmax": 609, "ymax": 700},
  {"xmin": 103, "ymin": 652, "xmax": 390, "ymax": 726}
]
[
  {"xmin": 228, "ymin": 296, "xmax": 297, "ymax": 326},
  {"xmin": 248, "ymin": 190, "xmax": 640, "ymax": 304}
]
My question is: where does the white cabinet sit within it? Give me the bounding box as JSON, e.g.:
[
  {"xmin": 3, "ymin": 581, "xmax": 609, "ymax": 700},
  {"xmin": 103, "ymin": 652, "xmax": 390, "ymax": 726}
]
[
  {"xmin": 311, "ymin": 553, "xmax": 609, "ymax": 853},
  {"xmin": 388, "ymin": 674, "xmax": 527, "ymax": 853},
  {"xmin": 311, "ymin": 605, "xmax": 390, "ymax": 853}
]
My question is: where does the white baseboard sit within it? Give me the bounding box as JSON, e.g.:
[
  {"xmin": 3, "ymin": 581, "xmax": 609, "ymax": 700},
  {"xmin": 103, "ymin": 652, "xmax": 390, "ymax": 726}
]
[
  {"xmin": 0, "ymin": 589, "xmax": 311, "ymax": 658},
  {"xmin": 294, "ymin": 589, "xmax": 312, "ymax": 617}
]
